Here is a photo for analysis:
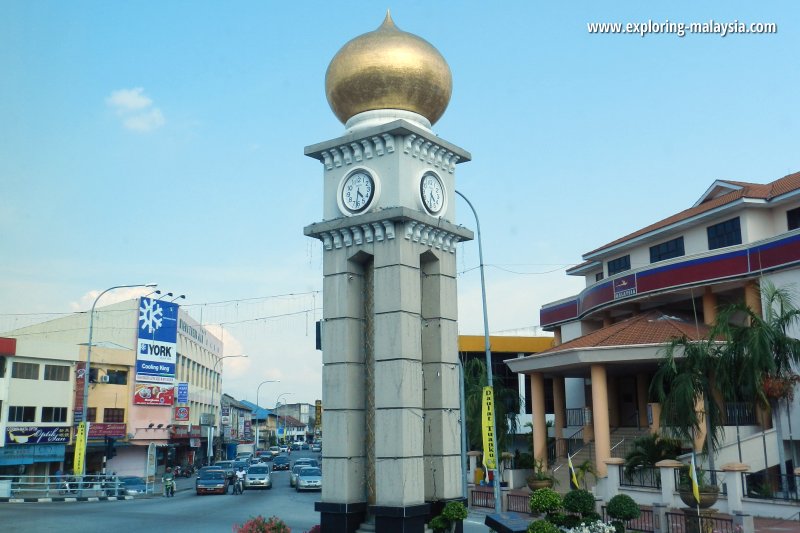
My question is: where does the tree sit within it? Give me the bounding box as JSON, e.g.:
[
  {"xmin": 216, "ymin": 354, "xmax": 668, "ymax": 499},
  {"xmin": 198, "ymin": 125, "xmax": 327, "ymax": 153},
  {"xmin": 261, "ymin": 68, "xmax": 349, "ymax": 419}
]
[
  {"xmin": 650, "ymin": 332, "xmax": 724, "ymax": 470},
  {"xmin": 715, "ymin": 281, "xmax": 800, "ymax": 494},
  {"xmin": 462, "ymin": 357, "xmax": 521, "ymax": 455},
  {"xmin": 623, "ymin": 433, "xmax": 681, "ymax": 482}
]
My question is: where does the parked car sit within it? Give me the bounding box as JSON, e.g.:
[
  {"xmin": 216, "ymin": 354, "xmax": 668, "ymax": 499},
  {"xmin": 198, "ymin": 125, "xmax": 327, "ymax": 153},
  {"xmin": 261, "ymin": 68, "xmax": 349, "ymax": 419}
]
[
  {"xmin": 272, "ymin": 456, "xmax": 291, "ymax": 471},
  {"xmin": 295, "ymin": 467, "xmax": 322, "ymax": 492},
  {"xmin": 119, "ymin": 476, "xmax": 147, "ymax": 496},
  {"xmin": 244, "ymin": 465, "xmax": 272, "ymax": 489},
  {"xmin": 196, "ymin": 469, "xmax": 228, "ymax": 495}
]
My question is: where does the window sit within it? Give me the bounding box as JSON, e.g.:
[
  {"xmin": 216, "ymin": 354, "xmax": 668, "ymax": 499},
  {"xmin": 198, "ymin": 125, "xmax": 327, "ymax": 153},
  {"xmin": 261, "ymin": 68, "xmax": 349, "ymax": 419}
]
[
  {"xmin": 44, "ymin": 364, "xmax": 70, "ymax": 381},
  {"xmin": 42, "ymin": 407, "xmax": 67, "ymax": 422},
  {"xmin": 89, "ymin": 367, "xmax": 99, "ymax": 383},
  {"xmin": 105, "ymin": 370, "xmax": 128, "ymax": 385},
  {"xmin": 607, "ymin": 255, "xmax": 631, "ymax": 276},
  {"xmin": 650, "ymin": 236, "xmax": 685, "ymax": 263},
  {"xmin": 788, "ymin": 207, "xmax": 800, "ymax": 231},
  {"xmin": 8, "ymin": 406, "xmax": 36, "ymax": 422},
  {"xmin": 0, "ymin": 358, "xmax": 5, "ymax": 378},
  {"xmin": 707, "ymin": 217, "xmax": 742, "ymax": 250},
  {"xmin": 87, "ymin": 408, "xmax": 97, "ymax": 422},
  {"xmin": 11, "ymin": 362, "xmax": 39, "ymax": 380},
  {"xmin": 103, "ymin": 408, "xmax": 125, "ymax": 423},
  {"xmin": 595, "ymin": 272, "xmax": 604, "ymax": 282}
]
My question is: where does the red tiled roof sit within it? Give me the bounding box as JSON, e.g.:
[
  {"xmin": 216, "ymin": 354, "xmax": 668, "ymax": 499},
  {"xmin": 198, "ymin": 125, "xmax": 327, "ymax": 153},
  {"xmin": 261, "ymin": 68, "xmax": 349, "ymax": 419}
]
[
  {"xmin": 585, "ymin": 171, "xmax": 800, "ymax": 257},
  {"xmin": 540, "ymin": 311, "xmax": 710, "ymax": 354}
]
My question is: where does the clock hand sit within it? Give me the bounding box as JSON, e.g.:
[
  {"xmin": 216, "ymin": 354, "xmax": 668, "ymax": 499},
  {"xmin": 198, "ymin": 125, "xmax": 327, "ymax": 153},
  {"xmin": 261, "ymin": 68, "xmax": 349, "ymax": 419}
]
[{"xmin": 356, "ymin": 190, "xmax": 364, "ymax": 204}]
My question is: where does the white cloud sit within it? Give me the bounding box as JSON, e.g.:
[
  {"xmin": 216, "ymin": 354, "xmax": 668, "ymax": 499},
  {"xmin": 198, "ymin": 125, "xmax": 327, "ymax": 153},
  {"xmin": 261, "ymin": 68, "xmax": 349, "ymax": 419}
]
[
  {"xmin": 69, "ymin": 286, "xmax": 158, "ymax": 312},
  {"xmin": 106, "ymin": 87, "xmax": 165, "ymax": 132}
]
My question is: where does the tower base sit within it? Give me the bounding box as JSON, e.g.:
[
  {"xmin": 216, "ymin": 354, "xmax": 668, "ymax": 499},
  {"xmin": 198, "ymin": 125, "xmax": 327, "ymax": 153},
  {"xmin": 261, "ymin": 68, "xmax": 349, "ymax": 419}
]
[
  {"xmin": 315, "ymin": 501, "xmax": 367, "ymax": 533},
  {"xmin": 371, "ymin": 503, "xmax": 431, "ymax": 533}
]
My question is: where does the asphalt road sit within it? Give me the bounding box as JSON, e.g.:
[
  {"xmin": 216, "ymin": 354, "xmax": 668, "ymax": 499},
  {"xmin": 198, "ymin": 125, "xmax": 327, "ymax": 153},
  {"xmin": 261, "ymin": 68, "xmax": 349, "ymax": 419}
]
[{"xmin": 4, "ymin": 451, "xmax": 492, "ymax": 532}]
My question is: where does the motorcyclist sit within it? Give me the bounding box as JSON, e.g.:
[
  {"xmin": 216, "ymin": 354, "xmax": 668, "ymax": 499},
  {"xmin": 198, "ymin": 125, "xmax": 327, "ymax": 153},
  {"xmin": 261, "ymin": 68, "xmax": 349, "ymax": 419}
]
[
  {"xmin": 233, "ymin": 466, "xmax": 245, "ymax": 495},
  {"xmin": 162, "ymin": 467, "xmax": 175, "ymax": 497}
]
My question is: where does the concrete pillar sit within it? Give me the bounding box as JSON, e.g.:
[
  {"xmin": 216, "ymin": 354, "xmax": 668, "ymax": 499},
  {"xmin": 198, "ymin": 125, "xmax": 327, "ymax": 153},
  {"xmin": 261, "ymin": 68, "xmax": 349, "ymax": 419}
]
[
  {"xmin": 648, "ymin": 403, "xmax": 661, "ymax": 435},
  {"xmin": 636, "ymin": 373, "xmax": 649, "ymax": 429},
  {"xmin": 733, "ymin": 512, "xmax": 755, "ymax": 533},
  {"xmin": 651, "ymin": 503, "xmax": 667, "ymax": 533},
  {"xmin": 721, "ymin": 462, "xmax": 749, "ymax": 513},
  {"xmin": 553, "ymin": 376, "xmax": 566, "ymax": 443},
  {"xmin": 590, "ymin": 364, "xmax": 611, "ymax": 477},
  {"xmin": 530, "ymin": 372, "xmax": 547, "ymax": 467},
  {"xmin": 604, "ymin": 458, "xmax": 624, "ymax": 502},
  {"xmin": 702, "ymin": 286, "xmax": 717, "ymax": 326},
  {"xmin": 744, "ymin": 280, "xmax": 762, "ymax": 318},
  {"xmin": 553, "ymin": 327, "xmax": 561, "ymax": 346},
  {"xmin": 656, "ymin": 459, "xmax": 683, "ymax": 509}
]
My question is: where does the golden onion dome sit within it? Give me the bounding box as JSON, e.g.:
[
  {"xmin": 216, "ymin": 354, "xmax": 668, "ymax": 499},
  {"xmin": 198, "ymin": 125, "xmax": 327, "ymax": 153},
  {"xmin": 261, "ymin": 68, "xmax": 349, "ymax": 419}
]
[{"xmin": 325, "ymin": 12, "xmax": 452, "ymax": 125}]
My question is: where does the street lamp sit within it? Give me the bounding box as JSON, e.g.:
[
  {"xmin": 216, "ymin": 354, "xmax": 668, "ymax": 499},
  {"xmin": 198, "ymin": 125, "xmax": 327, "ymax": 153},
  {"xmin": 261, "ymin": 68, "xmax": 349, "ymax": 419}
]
[
  {"xmin": 80, "ymin": 282, "xmax": 157, "ymax": 477},
  {"xmin": 456, "ymin": 189, "xmax": 501, "ymax": 513},
  {"xmin": 255, "ymin": 380, "xmax": 280, "ymax": 450},
  {"xmin": 207, "ymin": 354, "xmax": 248, "ymax": 464},
  {"xmin": 274, "ymin": 392, "xmax": 293, "ymax": 445}
]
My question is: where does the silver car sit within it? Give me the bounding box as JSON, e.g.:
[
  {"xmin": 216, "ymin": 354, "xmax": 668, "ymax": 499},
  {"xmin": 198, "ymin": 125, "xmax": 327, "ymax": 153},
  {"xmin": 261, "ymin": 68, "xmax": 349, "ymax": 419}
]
[
  {"xmin": 295, "ymin": 467, "xmax": 322, "ymax": 492},
  {"xmin": 244, "ymin": 465, "xmax": 272, "ymax": 489}
]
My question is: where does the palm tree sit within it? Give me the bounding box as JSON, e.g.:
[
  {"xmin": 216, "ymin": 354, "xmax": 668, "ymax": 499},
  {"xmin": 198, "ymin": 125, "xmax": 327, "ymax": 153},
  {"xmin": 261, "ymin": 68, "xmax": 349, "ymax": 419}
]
[
  {"xmin": 715, "ymin": 281, "xmax": 800, "ymax": 494},
  {"xmin": 462, "ymin": 357, "xmax": 521, "ymax": 456},
  {"xmin": 650, "ymin": 332, "xmax": 724, "ymax": 470},
  {"xmin": 623, "ymin": 433, "xmax": 682, "ymax": 482}
]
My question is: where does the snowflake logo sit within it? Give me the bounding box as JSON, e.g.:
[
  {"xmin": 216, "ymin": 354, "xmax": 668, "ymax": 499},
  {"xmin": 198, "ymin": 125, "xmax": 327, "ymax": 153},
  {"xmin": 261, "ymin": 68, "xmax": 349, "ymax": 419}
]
[{"xmin": 139, "ymin": 298, "xmax": 164, "ymax": 334}]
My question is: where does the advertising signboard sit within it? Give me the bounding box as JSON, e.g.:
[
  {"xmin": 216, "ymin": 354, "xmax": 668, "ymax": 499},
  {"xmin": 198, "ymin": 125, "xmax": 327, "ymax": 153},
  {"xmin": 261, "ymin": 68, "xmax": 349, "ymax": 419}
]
[
  {"xmin": 6, "ymin": 426, "xmax": 70, "ymax": 445},
  {"xmin": 87, "ymin": 423, "xmax": 126, "ymax": 438},
  {"xmin": 133, "ymin": 383, "xmax": 175, "ymax": 406},
  {"xmin": 613, "ymin": 274, "xmax": 637, "ymax": 300},
  {"xmin": 73, "ymin": 362, "xmax": 86, "ymax": 423},
  {"xmin": 199, "ymin": 413, "xmax": 214, "ymax": 426},
  {"xmin": 220, "ymin": 407, "xmax": 230, "ymax": 425},
  {"xmin": 73, "ymin": 422, "xmax": 87, "ymax": 476},
  {"xmin": 135, "ymin": 297, "xmax": 179, "ymax": 384},
  {"xmin": 174, "ymin": 406, "xmax": 190, "ymax": 422},
  {"xmin": 177, "ymin": 382, "xmax": 189, "ymax": 403},
  {"xmin": 315, "ymin": 400, "xmax": 322, "ymax": 432}
]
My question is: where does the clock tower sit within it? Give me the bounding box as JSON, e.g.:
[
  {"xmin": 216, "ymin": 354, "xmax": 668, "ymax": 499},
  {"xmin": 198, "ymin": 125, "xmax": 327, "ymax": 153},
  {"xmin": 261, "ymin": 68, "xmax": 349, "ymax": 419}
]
[{"xmin": 305, "ymin": 13, "xmax": 473, "ymax": 533}]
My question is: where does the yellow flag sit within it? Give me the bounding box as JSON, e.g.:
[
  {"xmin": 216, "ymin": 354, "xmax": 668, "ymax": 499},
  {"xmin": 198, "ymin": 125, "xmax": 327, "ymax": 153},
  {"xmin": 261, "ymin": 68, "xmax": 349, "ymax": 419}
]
[
  {"xmin": 568, "ymin": 454, "xmax": 579, "ymax": 489},
  {"xmin": 481, "ymin": 386, "xmax": 497, "ymax": 469},
  {"xmin": 689, "ymin": 453, "xmax": 700, "ymax": 504}
]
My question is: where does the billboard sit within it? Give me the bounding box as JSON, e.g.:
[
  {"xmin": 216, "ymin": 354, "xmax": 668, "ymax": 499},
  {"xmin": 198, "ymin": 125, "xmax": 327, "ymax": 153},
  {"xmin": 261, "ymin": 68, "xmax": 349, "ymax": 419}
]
[
  {"xmin": 174, "ymin": 406, "xmax": 190, "ymax": 422},
  {"xmin": 135, "ymin": 297, "xmax": 179, "ymax": 384},
  {"xmin": 133, "ymin": 383, "xmax": 175, "ymax": 406},
  {"xmin": 6, "ymin": 426, "xmax": 70, "ymax": 445}
]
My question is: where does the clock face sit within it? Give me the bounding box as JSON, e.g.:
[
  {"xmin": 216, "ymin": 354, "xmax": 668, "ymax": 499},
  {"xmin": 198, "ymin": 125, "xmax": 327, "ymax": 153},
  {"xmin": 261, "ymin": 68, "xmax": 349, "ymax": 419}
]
[
  {"xmin": 341, "ymin": 171, "xmax": 375, "ymax": 214},
  {"xmin": 420, "ymin": 172, "xmax": 445, "ymax": 215}
]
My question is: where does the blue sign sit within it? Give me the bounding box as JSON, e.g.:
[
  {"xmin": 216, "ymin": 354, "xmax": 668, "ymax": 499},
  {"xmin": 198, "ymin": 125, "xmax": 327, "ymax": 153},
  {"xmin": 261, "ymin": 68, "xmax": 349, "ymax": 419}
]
[
  {"xmin": 138, "ymin": 298, "xmax": 179, "ymax": 343},
  {"xmin": 177, "ymin": 382, "xmax": 189, "ymax": 403},
  {"xmin": 136, "ymin": 297, "xmax": 179, "ymax": 383}
]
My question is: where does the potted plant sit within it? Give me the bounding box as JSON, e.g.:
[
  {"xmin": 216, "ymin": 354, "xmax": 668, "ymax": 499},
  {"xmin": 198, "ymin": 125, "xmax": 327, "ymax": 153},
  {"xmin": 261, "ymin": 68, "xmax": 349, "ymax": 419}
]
[
  {"xmin": 526, "ymin": 459, "xmax": 554, "ymax": 490},
  {"xmin": 677, "ymin": 465, "xmax": 719, "ymax": 509}
]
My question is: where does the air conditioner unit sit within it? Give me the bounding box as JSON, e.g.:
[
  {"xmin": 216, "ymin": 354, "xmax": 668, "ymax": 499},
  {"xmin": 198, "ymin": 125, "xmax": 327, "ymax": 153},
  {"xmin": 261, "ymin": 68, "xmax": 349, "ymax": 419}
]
[{"xmin": 99, "ymin": 375, "xmax": 110, "ymax": 383}]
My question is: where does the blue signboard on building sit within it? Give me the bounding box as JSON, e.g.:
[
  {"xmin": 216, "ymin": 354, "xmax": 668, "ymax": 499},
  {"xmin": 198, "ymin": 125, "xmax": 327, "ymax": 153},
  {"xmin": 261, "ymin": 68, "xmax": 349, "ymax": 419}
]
[
  {"xmin": 135, "ymin": 297, "xmax": 179, "ymax": 384},
  {"xmin": 177, "ymin": 382, "xmax": 189, "ymax": 403}
]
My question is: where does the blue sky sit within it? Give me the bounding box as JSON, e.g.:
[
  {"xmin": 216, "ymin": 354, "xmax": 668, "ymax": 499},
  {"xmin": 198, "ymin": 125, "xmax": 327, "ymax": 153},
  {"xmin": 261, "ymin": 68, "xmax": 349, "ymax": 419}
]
[{"xmin": 1, "ymin": 1, "xmax": 798, "ymax": 405}]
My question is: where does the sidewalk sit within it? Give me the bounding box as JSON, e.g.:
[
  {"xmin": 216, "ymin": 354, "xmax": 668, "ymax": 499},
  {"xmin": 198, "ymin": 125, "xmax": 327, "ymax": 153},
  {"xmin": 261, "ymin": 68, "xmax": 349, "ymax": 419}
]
[{"xmin": 0, "ymin": 475, "xmax": 197, "ymax": 503}]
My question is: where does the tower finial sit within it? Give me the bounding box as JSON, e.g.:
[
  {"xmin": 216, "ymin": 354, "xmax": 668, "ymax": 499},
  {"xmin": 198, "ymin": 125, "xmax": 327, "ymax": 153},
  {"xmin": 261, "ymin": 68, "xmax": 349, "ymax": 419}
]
[{"xmin": 383, "ymin": 9, "xmax": 395, "ymax": 28}]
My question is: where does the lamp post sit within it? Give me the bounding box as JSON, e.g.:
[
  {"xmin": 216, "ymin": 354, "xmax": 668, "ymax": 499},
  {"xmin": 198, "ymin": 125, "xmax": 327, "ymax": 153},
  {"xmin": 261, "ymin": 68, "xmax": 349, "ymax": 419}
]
[
  {"xmin": 80, "ymin": 283, "xmax": 156, "ymax": 477},
  {"xmin": 207, "ymin": 354, "xmax": 248, "ymax": 464},
  {"xmin": 274, "ymin": 392, "xmax": 293, "ymax": 446},
  {"xmin": 456, "ymin": 189, "xmax": 501, "ymax": 513},
  {"xmin": 255, "ymin": 380, "xmax": 279, "ymax": 451}
]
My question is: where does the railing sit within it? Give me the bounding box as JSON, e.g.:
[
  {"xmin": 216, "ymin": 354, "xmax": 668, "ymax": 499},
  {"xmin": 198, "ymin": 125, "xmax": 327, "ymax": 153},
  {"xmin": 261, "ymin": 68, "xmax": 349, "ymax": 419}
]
[
  {"xmin": 602, "ymin": 506, "xmax": 655, "ymax": 533},
  {"xmin": 567, "ymin": 408, "xmax": 591, "ymax": 427},
  {"xmin": 673, "ymin": 468, "xmax": 724, "ymax": 494},
  {"xmin": 0, "ymin": 474, "xmax": 127, "ymax": 498},
  {"xmin": 506, "ymin": 491, "xmax": 531, "ymax": 514},
  {"xmin": 548, "ymin": 427, "xmax": 586, "ymax": 462},
  {"xmin": 470, "ymin": 486, "xmax": 495, "ymax": 510},
  {"xmin": 664, "ymin": 511, "xmax": 735, "ymax": 533},
  {"xmin": 724, "ymin": 402, "xmax": 757, "ymax": 425},
  {"xmin": 619, "ymin": 465, "xmax": 661, "ymax": 489},
  {"xmin": 743, "ymin": 471, "xmax": 800, "ymax": 502}
]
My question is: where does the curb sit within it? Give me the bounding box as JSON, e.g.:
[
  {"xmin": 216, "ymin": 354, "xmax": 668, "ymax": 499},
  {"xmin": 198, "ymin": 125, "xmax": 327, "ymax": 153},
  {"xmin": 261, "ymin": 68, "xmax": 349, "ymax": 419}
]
[{"xmin": 0, "ymin": 495, "xmax": 134, "ymax": 503}]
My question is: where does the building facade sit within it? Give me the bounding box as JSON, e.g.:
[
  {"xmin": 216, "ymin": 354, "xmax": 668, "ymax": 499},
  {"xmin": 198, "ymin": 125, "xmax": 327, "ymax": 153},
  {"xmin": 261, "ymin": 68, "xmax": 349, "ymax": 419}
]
[{"xmin": 509, "ymin": 172, "xmax": 800, "ymax": 481}]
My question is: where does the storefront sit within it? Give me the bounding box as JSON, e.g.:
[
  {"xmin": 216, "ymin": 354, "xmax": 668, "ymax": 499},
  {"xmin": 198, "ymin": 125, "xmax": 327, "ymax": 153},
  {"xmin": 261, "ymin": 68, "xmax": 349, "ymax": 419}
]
[{"xmin": 0, "ymin": 426, "xmax": 69, "ymax": 476}]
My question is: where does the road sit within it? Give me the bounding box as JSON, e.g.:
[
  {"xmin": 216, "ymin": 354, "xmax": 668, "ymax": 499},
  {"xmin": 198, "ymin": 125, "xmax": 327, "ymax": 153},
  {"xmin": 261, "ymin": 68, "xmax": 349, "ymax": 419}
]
[{"xmin": 4, "ymin": 451, "xmax": 492, "ymax": 532}]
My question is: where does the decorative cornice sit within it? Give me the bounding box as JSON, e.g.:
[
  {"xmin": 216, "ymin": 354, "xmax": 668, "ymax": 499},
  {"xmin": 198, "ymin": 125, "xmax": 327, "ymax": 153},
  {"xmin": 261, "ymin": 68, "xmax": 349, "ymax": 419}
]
[{"xmin": 304, "ymin": 207, "xmax": 473, "ymax": 255}]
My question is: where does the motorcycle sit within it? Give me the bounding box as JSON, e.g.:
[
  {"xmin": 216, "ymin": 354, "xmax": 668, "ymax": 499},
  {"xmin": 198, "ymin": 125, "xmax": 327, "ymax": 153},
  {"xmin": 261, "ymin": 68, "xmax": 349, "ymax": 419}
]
[
  {"xmin": 231, "ymin": 476, "xmax": 244, "ymax": 495},
  {"xmin": 163, "ymin": 477, "xmax": 175, "ymax": 497}
]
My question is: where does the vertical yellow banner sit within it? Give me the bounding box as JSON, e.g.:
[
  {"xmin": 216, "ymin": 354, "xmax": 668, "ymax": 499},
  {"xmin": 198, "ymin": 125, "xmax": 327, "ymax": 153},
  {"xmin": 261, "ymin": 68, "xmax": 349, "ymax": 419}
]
[
  {"xmin": 73, "ymin": 422, "xmax": 87, "ymax": 475},
  {"xmin": 481, "ymin": 386, "xmax": 497, "ymax": 469}
]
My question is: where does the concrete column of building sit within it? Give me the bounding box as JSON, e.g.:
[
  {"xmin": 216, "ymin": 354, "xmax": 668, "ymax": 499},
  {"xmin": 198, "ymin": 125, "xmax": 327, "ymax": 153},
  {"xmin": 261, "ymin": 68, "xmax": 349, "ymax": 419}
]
[
  {"xmin": 553, "ymin": 376, "xmax": 566, "ymax": 442},
  {"xmin": 744, "ymin": 280, "xmax": 762, "ymax": 317},
  {"xmin": 530, "ymin": 372, "xmax": 547, "ymax": 467},
  {"xmin": 319, "ymin": 248, "xmax": 369, "ymax": 523},
  {"xmin": 655, "ymin": 459, "xmax": 683, "ymax": 509},
  {"xmin": 636, "ymin": 373, "xmax": 649, "ymax": 429},
  {"xmin": 702, "ymin": 286, "xmax": 717, "ymax": 325},
  {"xmin": 420, "ymin": 249, "xmax": 463, "ymax": 507},
  {"xmin": 603, "ymin": 458, "xmax": 624, "ymax": 502},
  {"xmin": 721, "ymin": 462, "xmax": 749, "ymax": 513},
  {"xmin": 590, "ymin": 364, "xmax": 611, "ymax": 477},
  {"xmin": 607, "ymin": 376, "xmax": 620, "ymax": 428},
  {"xmin": 372, "ymin": 237, "xmax": 427, "ymax": 518},
  {"xmin": 553, "ymin": 327, "xmax": 562, "ymax": 347}
]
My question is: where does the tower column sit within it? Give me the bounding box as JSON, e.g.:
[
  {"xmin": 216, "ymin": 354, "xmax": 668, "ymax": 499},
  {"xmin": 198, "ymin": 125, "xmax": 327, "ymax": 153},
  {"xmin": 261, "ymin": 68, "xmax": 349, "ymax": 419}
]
[
  {"xmin": 590, "ymin": 364, "xmax": 611, "ymax": 477},
  {"xmin": 553, "ymin": 376, "xmax": 566, "ymax": 444},
  {"xmin": 530, "ymin": 372, "xmax": 548, "ymax": 466}
]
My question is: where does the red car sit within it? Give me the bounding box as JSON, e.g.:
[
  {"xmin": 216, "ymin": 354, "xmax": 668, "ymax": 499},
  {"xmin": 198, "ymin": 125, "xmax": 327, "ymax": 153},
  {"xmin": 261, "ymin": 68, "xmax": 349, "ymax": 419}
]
[{"xmin": 196, "ymin": 469, "xmax": 228, "ymax": 495}]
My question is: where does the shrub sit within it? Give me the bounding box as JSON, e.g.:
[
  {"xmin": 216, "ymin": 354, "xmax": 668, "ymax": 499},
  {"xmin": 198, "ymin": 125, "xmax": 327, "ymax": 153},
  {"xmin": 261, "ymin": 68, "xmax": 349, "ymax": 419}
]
[
  {"xmin": 429, "ymin": 515, "xmax": 449, "ymax": 532},
  {"xmin": 528, "ymin": 519, "xmax": 559, "ymax": 533},
  {"xmin": 441, "ymin": 501, "xmax": 468, "ymax": 522},
  {"xmin": 563, "ymin": 489, "xmax": 596, "ymax": 516},
  {"xmin": 561, "ymin": 520, "xmax": 616, "ymax": 533},
  {"xmin": 529, "ymin": 487, "xmax": 562, "ymax": 515},
  {"xmin": 561, "ymin": 515, "xmax": 583, "ymax": 528},
  {"xmin": 233, "ymin": 515, "xmax": 291, "ymax": 533},
  {"xmin": 606, "ymin": 494, "xmax": 640, "ymax": 521}
]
